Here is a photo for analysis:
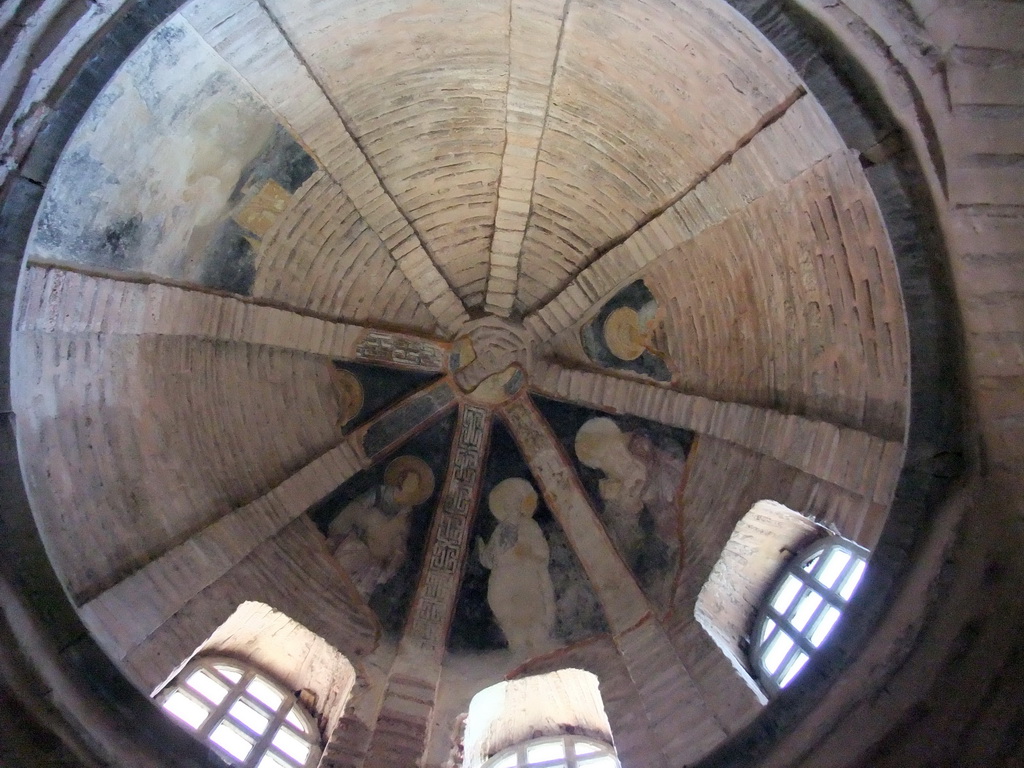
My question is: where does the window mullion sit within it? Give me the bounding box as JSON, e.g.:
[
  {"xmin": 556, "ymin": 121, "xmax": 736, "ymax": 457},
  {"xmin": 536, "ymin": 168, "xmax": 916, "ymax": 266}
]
[
  {"xmin": 160, "ymin": 659, "xmax": 321, "ymax": 768},
  {"xmin": 789, "ymin": 625, "xmax": 817, "ymax": 656},
  {"xmin": 760, "ymin": 607, "xmax": 784, "ymax": 647},
  {"xmin": 205, "ymin": 670, "xmax": 252, "ymax": 736},
  {"xmin": 818, "ymin": 584, "xmax": 847, "ymax": 610},
  {"xmin": 766, "ymin": 604, "xmax": 803, "ymax": 647},
  {"xmin": 192, "ymin": 677, "xmax": 240, "ymax": 739},
  {"xmin": 821, "ymin": 557, "xmax": 860, "ymax": 606},
  {"xmin": 248, "ymin": 696, "xmax": 292, "ymax": 767},
  {"xmin": 797, "ymin": 595, "xmax": 832, "ymax": 647},
  {"xmin": 752, "ymin": 537, "xmax": 870, "ymax": 694},
  {"xmin": 791, "ymin": 566, "xmax": 820, "ymax": 592}
]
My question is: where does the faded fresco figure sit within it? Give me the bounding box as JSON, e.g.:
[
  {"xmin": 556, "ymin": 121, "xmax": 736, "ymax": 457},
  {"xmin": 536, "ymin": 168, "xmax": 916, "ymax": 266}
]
[
  {"xmin": 328, "ymin": 455, "xmax": 434, "ymax": 600},
  {"xmin": 580, "ymin": 280, "xmax": 672, "ymax": 382},
  {"xmin": 602, "ymin": 299, "xmax": 667, "ymax": 363},
  {"xmin": 477, "ymin": 478, "xmax": 556, "ymax": 656},
  {"xmin": 574, "ymin": 417, "xmax": 687, "ymax": 608},
  {"xmin": 329, "ymin": 366, "xmax": 364, "ymax": 428}
]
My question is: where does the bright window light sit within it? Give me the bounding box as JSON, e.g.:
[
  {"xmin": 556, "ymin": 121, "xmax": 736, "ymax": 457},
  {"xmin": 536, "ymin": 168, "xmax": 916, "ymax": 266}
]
[
  {"xmin": 778, "ymin": 652, "xmax": 809, "ymax": 688},
  {"xmin": 257, "ymin": 752, "xmax": 293, "ymax": 768},
  {"xmin": 751, "ymin": 536, "xmax": 869, "ymax": 695},
  {"xmin": 216, "ymin": 664, "xmax": 243, "ymax": 684},
  {"xmin": 482, "ymin": 736, "xmax": 619, "ymax": 768},
  {"xmin": 163, "ymin": 690, "xmax": 209, "ymax": 730},
  {"xmin": 839, "ymin": 559, "xmax": 867, "ymax": 600},
  {"xmin": 790, "ymin": 591, "xmax": 823, "ymax": 631},
  {"xmin": 156, "ymin": 657, "xmax": 321, "ymax": 767},
  {"xmin": 817, "ymin": 549, "xmax": 851, "ymax": 589},
  {"xmin": 762, "ymin": 632, "xmax": 794, "ymax": 674},
  {"xmin": 210, "ymin": 721, "xmax": 255, "ymax": 762},
  {"xmin": 229, "ymin": 699, "xmax": 270, "ymax": 734},
  {"xmin": 247, "ymin": 677, "xmax": 285, "ymax": 711},
  {"xmin": 810, "ymin": 606, "xmax": 842, "ymax": 647},
  {"xmin": 188, "ymin": 669, "xmax": 229, "ymax": 705},
  {"xmin": 527, "ymin": 740, "xmax": 564, "ymax": 762},
  {"xmin": 273, "ymin": 727, "xmax": 311, "ymax": 763},
  {"xmin": 770, "ymin": 574, "xmax": 802, "ymax": 613}
]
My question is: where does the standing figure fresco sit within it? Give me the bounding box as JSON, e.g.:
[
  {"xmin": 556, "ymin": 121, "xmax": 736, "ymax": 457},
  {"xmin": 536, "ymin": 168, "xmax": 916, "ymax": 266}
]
[
  {"xmin": 477, "ymin": 478, "xmax": 556, "ymax": 656},
  {"xmin": 574, "ymin": 417, "xmax": 687, "ymax": 609},
  {"xmin": 328, "ymin": 455, "xmax": 435, "ymax": 600},
  {"xmin": 580, "ymin": 280, "xmax": 672, "ymax": 382}
]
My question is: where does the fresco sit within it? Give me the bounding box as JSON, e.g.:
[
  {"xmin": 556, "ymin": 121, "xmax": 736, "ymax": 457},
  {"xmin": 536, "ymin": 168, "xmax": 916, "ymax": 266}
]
[
  {"xmin": 328, "ymin": 455, "xmax": 436, "ymax": 600},
  {"xmin": 310, "ymin": 411, "xmax": 455, "ymax": 635},
  {"xmin": 311, "ymin": 364, "xmax": 699, "ymax": 652},
  {"xmin": 452, "ymin": 422, "xmax": 607, "ymax": 653},
  {"xmin": 580, "ymin": 280, "xmax": 672, "ymax": 381},
  {"xmin": 477, "ymin": 477, "xmax": 556, "ymax": 657},
  {"xmin": 534, "ymin": 396, "xmax": 694, "ymax": 612},
  {"xmin": 29, "ymin": 17, "xmax": 317, "ymax": 294},
  {"xmin": 331, "ymin": 361, "xmax": 441, "ymax": 433}
]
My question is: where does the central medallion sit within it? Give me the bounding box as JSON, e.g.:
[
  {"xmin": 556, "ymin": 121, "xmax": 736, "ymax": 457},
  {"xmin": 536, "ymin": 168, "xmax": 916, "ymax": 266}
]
[{"xmin": 449, "ymin": 318, "xmax": 533, "ymax": 405}]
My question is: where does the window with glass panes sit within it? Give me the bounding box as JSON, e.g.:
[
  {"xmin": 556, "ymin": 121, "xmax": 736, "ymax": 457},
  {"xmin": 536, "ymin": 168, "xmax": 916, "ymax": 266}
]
[
  {"xmin": 482, "ymin": 735, "xmax": 619, "ymax": 768},
  {"xmin": 750, "ymin": 536, "xmax": 869, "ymax": 695},
  {"xmin": 157, "ymin": 658, "xmax": 321, "ymax": 768}
]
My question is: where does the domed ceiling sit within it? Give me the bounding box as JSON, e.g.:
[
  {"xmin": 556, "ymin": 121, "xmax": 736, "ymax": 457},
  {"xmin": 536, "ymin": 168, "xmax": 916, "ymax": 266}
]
[{"xmin": 9, "ymin": 0, "xmax": 911, "ymax": 764}]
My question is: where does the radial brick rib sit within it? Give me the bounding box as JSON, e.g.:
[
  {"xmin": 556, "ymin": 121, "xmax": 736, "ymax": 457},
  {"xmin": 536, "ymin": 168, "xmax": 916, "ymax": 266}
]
[
  {"xmin": 500, "ymin": 395, "xmax": 727, "ymax": 764},
  {"xmin": 484, "ymin": 0, "xmax": 571, "ymax": 316},
  {"xmin": 16, "ymin": 264, "xmax": 450, "ymax": 371},
  {"xmin": 529, "ymin": 361, "xmax": 905, "ymax": 507},
  {"xmin": 80, "ymin": 381, "xmax": 458, "ymax": 651},
  {"xmin": 180, "ymin": 0, "xmax": 470, "ymax": 337},
  {"xmin": 362, "ymin": 405, "xmax": 492, "ymax": 768},
  {"xmin": 500, "ymin": 395, "xmax": 648, "ymax": 634},
  {"xmin": 522, "ymin": 90, "xmax": 843, "ymax": 343}
]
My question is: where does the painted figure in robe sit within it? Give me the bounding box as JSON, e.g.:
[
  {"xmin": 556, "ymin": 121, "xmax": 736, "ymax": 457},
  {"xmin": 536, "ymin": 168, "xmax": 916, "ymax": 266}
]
[
  {"xmin": 328, "ymin": 455, "xmax": 434, "ymax": 599},
  {"xmin": 477, "ymin": 477, "xmax": 556, "ymax": 656},
  {"xmin": 575, "ymin": 417, "xmax": 686, "ymax": 608}
]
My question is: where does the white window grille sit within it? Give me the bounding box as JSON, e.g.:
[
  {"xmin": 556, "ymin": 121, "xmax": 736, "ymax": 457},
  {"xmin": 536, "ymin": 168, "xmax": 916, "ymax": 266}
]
[
  {"xmin": 157, "ymin": 657, "xmax": 321, "ymax": 768},
  {"xmin": 482, "ymin": 735, "xmax": 620, "ymax": 768},
  {"xmin": 750, "ymin": 536, "xmax": 869, "ymax": 695}
]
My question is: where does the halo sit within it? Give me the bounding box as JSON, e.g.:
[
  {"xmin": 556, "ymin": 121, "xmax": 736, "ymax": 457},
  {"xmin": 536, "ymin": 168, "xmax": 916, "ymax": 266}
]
[
  {"xmin": 383, "ymin": 455, "xmax": 435, "ymax": 505},
  {"xmin": 574, "ymin": 417, "xmax": 623, "ymax": 467},
  {"xmin": 488, "ymin": 477, "xmax": 538, "ymax": 521},
  {"xmin": 330, "ymin": 367, "xmax": 364, "ymax": 426},
  {"xmin": 603, "ymin": 306, "xmax": 645, "ymax": 361}
]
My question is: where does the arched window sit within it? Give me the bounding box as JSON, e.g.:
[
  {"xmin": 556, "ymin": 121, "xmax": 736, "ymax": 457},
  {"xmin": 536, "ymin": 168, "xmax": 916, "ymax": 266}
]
[
  {"xmin": 462, "ymin": 670, "xmax": 617, "ymax": 768},
  {"xmin": 751, "ymin": 536, "xmax": 869, "ymax": 695},
  {"xmin": 483, "ymin": 735, "xmax": 620, "ymax": 768},
  {"xmin": 157, "ymin": 657, "xmax": 322, "ymax": 768}
]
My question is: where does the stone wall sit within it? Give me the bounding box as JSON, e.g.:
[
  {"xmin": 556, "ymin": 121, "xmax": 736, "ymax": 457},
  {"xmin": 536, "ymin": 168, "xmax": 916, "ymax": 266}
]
[{"xmin": 701, "ymin": 0, "xmax": 1024, "ymax": 766}]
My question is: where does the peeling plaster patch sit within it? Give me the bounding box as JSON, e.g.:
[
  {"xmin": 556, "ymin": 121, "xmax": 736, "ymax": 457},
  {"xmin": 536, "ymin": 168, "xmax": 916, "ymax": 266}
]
[{"xmin": 27, "ymin": 16, "xmax": 316, "ymax": 294}]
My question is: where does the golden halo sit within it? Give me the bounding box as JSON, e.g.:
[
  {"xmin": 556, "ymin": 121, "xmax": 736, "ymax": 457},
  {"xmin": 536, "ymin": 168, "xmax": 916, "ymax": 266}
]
[
  {"xmin": 331, "ymin": 367, "xmax": 364, "ymax": 426},
  {"xmin": 603, "ymin": 306, "xmax": 645, "ymax": 361},
  {"xmin": 383, "ymin": 455, "xmax": 435, "ymax": 505}
]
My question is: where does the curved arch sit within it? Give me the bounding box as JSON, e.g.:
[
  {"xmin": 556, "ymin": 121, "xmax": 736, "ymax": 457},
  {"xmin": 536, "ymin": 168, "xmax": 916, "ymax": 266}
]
[{"xmin": 157, "ymin": 655, "xmax": 323, "ymax": 768}]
